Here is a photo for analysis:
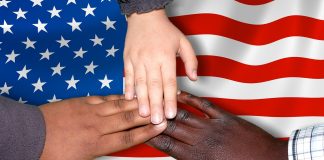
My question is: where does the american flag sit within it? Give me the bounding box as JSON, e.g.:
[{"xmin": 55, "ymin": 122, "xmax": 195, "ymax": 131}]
[{"xmin": 1, "ymin": 0, "xmax": 324, "ymax": 159}]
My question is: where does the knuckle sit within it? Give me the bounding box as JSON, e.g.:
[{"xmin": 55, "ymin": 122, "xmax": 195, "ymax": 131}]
[
  {"xmin": 135, "ymin": 76, "xmax": 146, "ymax": 85},
  {"xmin": 113, "ymin": 99, "xmax": 123, "ymax": 111},
  {"xmin": 149, "ymin": 78, "xmax": 161, "ymax": 87},
  {"xmin": 122, "ymin": 111, "xmax": 135, "ymax": 123},
  {"xmin": 164, "ymin": 121, "xmax": 177, "ymax": 135},
  {"xmin": 200, "ymin": 99, "xmax": 214, "ymax": 112},
  {"xmin": 176, "ymin": 110, "xmax": 190, "ymax": 121},
  {"xmin": 159, "ymin": 136, "xmax": 175, "ymax": 153},
  {"xmin": 121, "ymin": 132, "xmax": 134, "ymax": 145},
  {"xmin": 164, "ymin": 78, "xmax": 177, "ymax": 89}
]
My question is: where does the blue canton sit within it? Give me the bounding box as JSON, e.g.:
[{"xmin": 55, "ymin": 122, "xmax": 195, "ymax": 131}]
[{"xmin": 0, "ymin": 0, "xmax": 127, "ymax": 106}]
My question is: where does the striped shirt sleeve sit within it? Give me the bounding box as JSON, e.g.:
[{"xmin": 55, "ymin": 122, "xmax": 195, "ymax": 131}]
[{"xmin": 289, "ymin": 125, "xmax": 324, "ymax": 160}]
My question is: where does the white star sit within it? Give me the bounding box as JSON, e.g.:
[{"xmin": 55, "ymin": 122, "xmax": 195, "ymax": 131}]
[
  {"xmin": 13, "ymin": 8, "xmax": 27, "ymax": 19},
  {"xmin": 22, "ymin": 37, "xmax": 36, "ymax": 49},
  {"xmin": 82, "ymin": 3, "xmax": 96, "ymax": 17},
  {"xmin": 17, "ymin": 65, "xmax": 32, "ymax": 80},
  {"xmin": 67, "ymin": 0, "xmax": 76, "ymax": 5},
  {"xmin": 99, "ymin": 75, "xmax": 113, "ymax": 89},
  {"xmin": 48, "ymin": 95, "xmax": 62, "ymax": 103},
  {"xmin": 73, "ymin": 47, "xmax": 87, "ymax": 58},
  {"xmin": 32, "ymin": 78, "xmax": 46, "ymax": 92},
  {"xmin": 47, "ymin": 6, "xmax": 61, "ymax": 18},
  {"xmin": 84, "ymin": 61, "xmax": 98, "ymax": 74},
  {"xmin": 31, "ymin": 0, "xmax": 43, "ymax": 7},
  {"xmin": 5, "ymin": 50, "xmax": 19, "ymax": 63},
  {"xmin": 102, "ymin": 16, "xmax": 116, "ymax": 30},
  {"xmin": 67, "ymin": 18, "xmax": 82, "ymax": 32},
  {"xmin": 18, "ymin": 97, "xmax": 27, "ymax": 104},
  {"xmin": 66, "ymin": 75, "xmax": 79, "ymax": 90},
  {"xmin": 0, "ymin": 0, "xmax": 10, "ymax": 8},
  {"xmin": 87, "ymin": 93, "xmax": 90, "ymax": 96},
  {"xmin": 106, "ymin": 45, "xmax": 119, "ymax": 57},
  {"xmin": 40, "ymin": 49, "xmax": 54, "ymax": 60},
  {"xmin": 0, "ymin": 82, "xmax": 12, "ymax": 95},
  {"xmin": 33, "ymin": 19, "xmax": 47, "ymax": 33},
  {"xmin": 0, "ymin": 20, "xmax": 13, "ymax": 34},
  {"xmin": 51, "ymin": 63, "xmax": 65, "ymax": 76},
  {"xmin": 90, "ymin": 34, "xmax": 104, "ymax": 46},
  {"xmin": 56, "ymin": 36, "xmax": 70, "ymax": 48}
]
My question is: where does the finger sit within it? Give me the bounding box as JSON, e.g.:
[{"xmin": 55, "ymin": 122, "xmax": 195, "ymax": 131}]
[
  {"xmin": 161, "ymin": 58, "xmax": 177, "ymax": 119},
  {"xmin": 178, "ymin": 92, "xmax": 223, "ymax": 119},
  {"xmin": 147, "ymin": 134, "xmax": 191, "ymax": 159},
  {"xmin": 135, "ymin": 65, "xmax": 150, "ymax": 117},
  {"xmin": 95, "ymin": 99, "xmax": 138, "ymax": 116},
  {"xmin": 124, "ymin": 58, "xmax": 135, "ymax": 100},
  {"xmin": 97, "ymin": 121, "xmax": 167, "ymax": 155},
  {"xmin": 163, "ymin": 120, "xmax": 199, "ymax": 145},
  {"xmin": 175, "ymin": 108, "xmax": 207, "ymax": 129},
  {"xmin": 85, "ymin": 95, "xmax": 124, "ymax": 105},
  {"xmin": 97, "ymin": 109, "xmax": 150, "ymax": 134},
  {"xmin": 178, "ymin": 37, "xmax": 198, "ymax": 81},
  {"xmin": 146, "ymin": 64, "xmax": 164, "ymax": 124}
]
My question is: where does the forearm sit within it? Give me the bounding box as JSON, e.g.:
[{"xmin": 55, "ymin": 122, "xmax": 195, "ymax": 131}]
[
  {"xmin": 0, "ymin": 96, "xmax": 46, "ymax": 160},
  {"xmin": 117, "ymin": 0, "xmax": 172, "ymax": 15}
]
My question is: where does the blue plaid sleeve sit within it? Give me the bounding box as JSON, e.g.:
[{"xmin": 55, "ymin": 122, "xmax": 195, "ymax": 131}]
[{"xmin": 289, "ymin": 125, "xmax": 324, "ymax": 160}]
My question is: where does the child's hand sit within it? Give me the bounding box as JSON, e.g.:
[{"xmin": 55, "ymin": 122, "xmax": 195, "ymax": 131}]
[{"xmin": 124, "ymin": 9, "xmax": 198, "ymax": 124}]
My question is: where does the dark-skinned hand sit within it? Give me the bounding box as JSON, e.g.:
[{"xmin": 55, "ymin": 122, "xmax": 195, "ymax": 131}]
[{"xmin": 148, "ymin": 92, "xmax": 288, "ymax": 160}]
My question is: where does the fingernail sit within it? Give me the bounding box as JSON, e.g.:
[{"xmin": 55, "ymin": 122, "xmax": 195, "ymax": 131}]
[
  {"xmin": 151, "ymin": 114, "xmax": 163, "ymax": 124},
  {"xmin": 177, "ymin": 90, "xmax": 181, "ymax": 95},
  {"xmin": 125, "ymin": 92, "xmax": 133, "ymax": 100},
  {"xmin": 192, "ymin": 70, "xmax": 197, "ymax": 80},
  {"xmin": 139, "ymin": 106, "xmax": 149, "ymax": 117},
  {"xmin": 166, "ymin": 110, "xmax": 176, "ymax": 119}
]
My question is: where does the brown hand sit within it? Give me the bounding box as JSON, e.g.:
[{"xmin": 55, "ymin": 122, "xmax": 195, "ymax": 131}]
[
  {"xmin": 148, "ymin": 92, "xmax": 288, "ymax": 160},
  {"xmin": 39, "ymin": 95, "xmax": 166, "ymax": 160}
]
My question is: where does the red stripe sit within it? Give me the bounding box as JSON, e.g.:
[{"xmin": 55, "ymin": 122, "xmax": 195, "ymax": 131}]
[
  {"xmin": 111, "ymin": 144, "xmax": 168, "ymax": 157},
  {"xmin": 177, "ymin": 56, "xmax": 324, "ymax": 83},
  {"xmin": 170, "ymin": 14, "xmax": 324, "ymax": 45},
  {"xmin": 179, "ymin": 97, "xmax": 324, "ymax": 117},
  {"xmin": 235, "ymin": 0, "xmax": 273, "ymax": 5}
]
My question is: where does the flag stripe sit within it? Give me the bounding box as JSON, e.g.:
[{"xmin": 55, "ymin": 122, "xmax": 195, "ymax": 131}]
[
  {"xmin": 179, "ymin": 97, "xmax": 324, "ymax": 117},
  {"xmin": 188, "ymin": 35, "xmax": 324, "ymax": 65},
  {"xmin": 169, "ymin": 14, "xmax": 324, "ymax": 45},
  {"xmin": 235, "ymin": 0, "xmax": 273, "ymax": 5},
  {"xmin": 166, "ymin": 0, "xmax": 324, "ymax": 24},
  {"xmin": 177, "ymin": 56, "xmax": 324, "ymax": 83},
  {"xmin": 177, "ymin": 77, "xmax": 324, "ymax": 99}
]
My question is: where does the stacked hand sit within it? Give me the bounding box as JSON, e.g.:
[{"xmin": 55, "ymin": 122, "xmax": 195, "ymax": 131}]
[
  {"xmin": 148, "ymin": 92, "xmax": 288, "ymax": 160},
  {"xmin": 124, "ymin": 9, "xmax": 198, "ymax": 124},
  {"xmin": 39, "ymin": 95, "xmax": 166, "ymax": 160}
]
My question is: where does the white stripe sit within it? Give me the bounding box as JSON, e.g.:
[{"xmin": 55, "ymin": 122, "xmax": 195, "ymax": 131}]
[
  {"xmin": 166, "ymin": 0, "xmax": 324, "ymax": 24},
  {"xmin": 189, "ymin": 35, "xmax": 324, "ymax": 65},
  {"xmin": 240, "ymin": 116, "xmax": 324, "ymax": 138},
  {"xmin": 178, "ymin": 77, "xmax": 324, "ymax": 99},
  {"xmin": 96, "ymin": 157, "xmax": 174, "ymax": 160}
]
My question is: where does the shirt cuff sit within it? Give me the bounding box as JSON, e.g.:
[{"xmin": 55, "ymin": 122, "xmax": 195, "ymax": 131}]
[
  {"xmin": 0, "ymin": 96, "xmax": 46, "ymax": 160},
  {"xmin": 117, "ymin": 0, "xmax": 173, "ymax": 15},
  {"xmin": 288, "ymin": 125, "xmax": 324, "ymax": 160}
]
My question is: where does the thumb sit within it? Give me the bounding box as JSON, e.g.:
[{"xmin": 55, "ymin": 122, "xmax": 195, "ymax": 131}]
[{"xmin": 178, "ymin": 36, "xmax": 198, "ymax": 81}]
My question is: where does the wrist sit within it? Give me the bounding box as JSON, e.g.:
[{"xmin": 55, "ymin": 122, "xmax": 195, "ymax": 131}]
[{"xmin": 127, "ymin": 9, "xmax": 169, "ymax": 24}]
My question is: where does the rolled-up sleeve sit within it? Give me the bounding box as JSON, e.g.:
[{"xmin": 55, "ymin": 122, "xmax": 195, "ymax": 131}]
[
  {"xmin": 0, "ymin": 96, "xmax": 46, "ymax": 160},
  {"xmin": 117, "ymin": 0, "xmax": 173, "ymax": 15},
  {"xmin": 288, "ymin": 125, "xmax": 324, "ymax": 160}
]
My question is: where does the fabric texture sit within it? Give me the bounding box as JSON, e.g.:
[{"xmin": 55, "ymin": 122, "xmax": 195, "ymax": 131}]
[
  {"xmin": 289, "ymin": 125, "xmax": 324, "ymax": 160},
  {"xmin": 0, "ymin": 96, "xmax": 46, "ymax": 160},
  {"xmin": 117, "ymin": 0, "xmax": 172, "ymax": 15}
]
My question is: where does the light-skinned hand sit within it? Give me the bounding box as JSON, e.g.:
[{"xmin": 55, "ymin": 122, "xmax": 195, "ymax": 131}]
[
  {"xmin": 124, "ymin": 9, "xmax": 198, "ymax": 124},
  {"xmin": 39, "ymin": 95, "xmax": 167, "ymax": 160}
]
